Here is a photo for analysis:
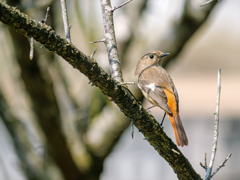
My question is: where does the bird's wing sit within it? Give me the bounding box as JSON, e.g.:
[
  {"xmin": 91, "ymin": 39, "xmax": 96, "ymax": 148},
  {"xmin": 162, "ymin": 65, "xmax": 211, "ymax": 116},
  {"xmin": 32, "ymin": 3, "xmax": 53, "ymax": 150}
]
[
  {"xmin": 171, "ymin": 82, "xmax": 179, "ymax": 112},
  {"xmin": 138, "ymin": 67, "xmax": 172, "ymax": 114}
]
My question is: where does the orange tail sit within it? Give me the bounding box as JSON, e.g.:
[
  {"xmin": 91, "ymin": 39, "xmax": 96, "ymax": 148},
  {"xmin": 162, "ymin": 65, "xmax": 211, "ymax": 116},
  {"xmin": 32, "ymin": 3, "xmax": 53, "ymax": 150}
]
[{"xmin": 168, "ymin": 113, "xmax": 188, "ymax": 146}]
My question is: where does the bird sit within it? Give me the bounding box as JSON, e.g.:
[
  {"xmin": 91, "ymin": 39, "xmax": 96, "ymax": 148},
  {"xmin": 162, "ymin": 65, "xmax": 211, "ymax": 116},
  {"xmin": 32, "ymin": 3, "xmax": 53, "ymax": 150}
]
[{"xmin": 135, "ymin": 51, "xmax": 188, "ymax": 146}]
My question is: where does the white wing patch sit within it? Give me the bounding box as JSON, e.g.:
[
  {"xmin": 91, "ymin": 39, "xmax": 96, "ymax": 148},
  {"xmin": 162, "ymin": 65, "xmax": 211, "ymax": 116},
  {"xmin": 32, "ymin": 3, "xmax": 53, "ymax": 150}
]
[{"xmin": 145, "ymin": 83, "xmax": 155, "ymax": 91}]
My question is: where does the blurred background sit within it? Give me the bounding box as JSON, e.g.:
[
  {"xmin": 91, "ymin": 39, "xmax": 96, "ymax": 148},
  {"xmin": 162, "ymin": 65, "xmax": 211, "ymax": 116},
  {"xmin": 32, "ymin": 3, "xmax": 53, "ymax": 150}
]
[{"xmin": 0, "ymin": 0, "xmax": 240, "ymax": 180}]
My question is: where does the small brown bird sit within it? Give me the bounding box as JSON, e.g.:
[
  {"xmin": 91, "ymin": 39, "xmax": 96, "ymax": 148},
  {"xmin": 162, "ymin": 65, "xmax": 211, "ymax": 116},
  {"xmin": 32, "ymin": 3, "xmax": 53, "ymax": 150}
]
[{"xmin": 135, "ymin": 51, "xmax": 188, "ymax": 146}]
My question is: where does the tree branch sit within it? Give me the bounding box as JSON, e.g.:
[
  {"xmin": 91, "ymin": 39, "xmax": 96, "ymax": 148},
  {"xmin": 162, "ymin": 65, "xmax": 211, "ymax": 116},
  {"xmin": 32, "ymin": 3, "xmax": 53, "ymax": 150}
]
[
  {"xmin": 60, "ymin": 0, "xmax": 71, "ymax": 43},
  {"xmin": 112, "ymin": 0, "xmax": 132, "ymax": 11},
  {"xmin": 205, "ymin": 69, "xmax": 221, "ymax": 179},
  {"xmin": 204, "ymin": 69, "xmax": 231, "ymax": 180},
  {"xmin": 99, "ymin": 0, "xmax": 125, "ymax": 83},
  {"xmin": 210, "ymin": 153, "xmax": 232, "ymax": 179},
  {"xmin": 0, "ymin": 2, "xmax": 202, "ymax": 179},
  {"xmin": 29, "ymin": 33, "xmax": 34, "ymax": 60}
]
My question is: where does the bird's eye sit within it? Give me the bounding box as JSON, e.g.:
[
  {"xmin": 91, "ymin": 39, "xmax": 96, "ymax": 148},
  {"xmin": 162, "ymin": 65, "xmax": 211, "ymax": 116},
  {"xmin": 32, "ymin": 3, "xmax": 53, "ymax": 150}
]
[{"xmin": 149, "ymin": 55, "xmax": 154, "ymax": 59}]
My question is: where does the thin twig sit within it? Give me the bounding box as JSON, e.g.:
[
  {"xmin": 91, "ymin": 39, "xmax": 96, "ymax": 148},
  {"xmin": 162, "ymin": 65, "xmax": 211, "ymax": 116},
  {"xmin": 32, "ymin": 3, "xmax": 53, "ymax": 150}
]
[
  {"xmin": 118, "ymin": 82, "xmax": 135, "ymax": 85},
  {"xmin": 29, "ymin": 34, "xmax": 34, "ymax": 60},
  {"xmin": 200, "ymin": 162, "xmax": 206, "ymax": 170},
  {"xmin": 40, "ymin": 7, "xmax": 50, "ymax": 49},
  {"xmin": 200, "ymin": 0, "xmax": 220, "ymax": 7},
  {"xmin": 205, "ymin": 153, "xmax": 207, "ymax": 172},
  {"xmin": 90, "ymin": 48, "xmax": 97, "ymax": 58},
  {"xmin": 112, "ymin": 0, "xmax": 132, "ymax": 11},
  {"xmin": 210, "ymin": 153, "xmax": 232, "ymax": 179},
  {"xmin": 131, "ymin": 119, "xmax": 134, "ymax": 139},
  {"xmin": 205, "ymin": 69, "xmax": 221, "ymax": 180},
  {"xmin": 88, "ymin": 39, "xmax": 106, "ymax": 44},
  {"xmin": 42, "ymin": 7, "xmax": 50, "ymax": 24},
  {"xmin": 200, "ymin": 153, "xmax": 208, "ymax": 171},
  {"xmin": 172, "ymin": 149, "xmax": 180, "ymax": 155},
  {"xmin": 60, "ymin": 0, "xmax": 71, "ymax": 43}
]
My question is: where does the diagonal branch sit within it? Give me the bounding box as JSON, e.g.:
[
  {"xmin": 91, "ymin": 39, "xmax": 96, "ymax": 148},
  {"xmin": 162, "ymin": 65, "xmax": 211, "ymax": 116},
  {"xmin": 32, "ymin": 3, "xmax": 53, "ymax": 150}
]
[
  {"xmin": 0, "ymin": 2, "xmax": 202, "ymax": 179},
  {"xmin": 210, "ymin": 153, "xmax": 232, "ymax": 179},
  {"xmin": 112, "ymin": 0, "xmax": 132, "ymax": 11},
  {"xmin": 161, "ymin": 0, "xmax": 218, "ymax": 68}
]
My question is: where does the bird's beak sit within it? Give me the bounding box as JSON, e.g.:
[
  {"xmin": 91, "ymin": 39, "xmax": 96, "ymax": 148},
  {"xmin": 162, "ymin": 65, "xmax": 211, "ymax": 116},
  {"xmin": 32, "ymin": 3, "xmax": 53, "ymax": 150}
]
[{"xmin": 160, "ymin": 53, "xmax": 170, "ymax": 58}]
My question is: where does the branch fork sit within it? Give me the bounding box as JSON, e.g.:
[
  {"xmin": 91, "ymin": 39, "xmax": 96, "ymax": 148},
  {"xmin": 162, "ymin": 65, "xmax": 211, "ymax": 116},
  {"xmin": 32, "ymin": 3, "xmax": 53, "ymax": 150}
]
[{"xmin": 203, "ymin": 69, "xmax": 232, "ymax": 180}]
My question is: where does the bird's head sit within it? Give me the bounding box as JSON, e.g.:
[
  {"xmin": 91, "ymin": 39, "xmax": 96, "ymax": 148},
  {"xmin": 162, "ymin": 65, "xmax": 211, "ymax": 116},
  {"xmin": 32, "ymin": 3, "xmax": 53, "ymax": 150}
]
[{"xmin": 135, "ymin": 51, "xmax": 169, "ymax": 75}]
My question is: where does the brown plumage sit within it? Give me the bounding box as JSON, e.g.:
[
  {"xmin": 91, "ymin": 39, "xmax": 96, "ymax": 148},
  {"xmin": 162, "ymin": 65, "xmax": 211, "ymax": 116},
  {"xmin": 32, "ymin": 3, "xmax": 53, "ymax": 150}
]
[{"xmin": 135, "ymin": 51, "xmax": 188, "ymax": 146}]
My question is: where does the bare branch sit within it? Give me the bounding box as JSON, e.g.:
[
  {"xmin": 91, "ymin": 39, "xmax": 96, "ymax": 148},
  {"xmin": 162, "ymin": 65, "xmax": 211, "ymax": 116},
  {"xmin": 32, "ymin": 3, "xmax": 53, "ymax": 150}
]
[
  {"xmin": 40, "ymin": 7, "xmax": 50, "ymax": 49},
  {"xmin": 200, "ymin": 163, "xmax": 206, "ymax": 170},
  {"xmin": 200, "ymin": 153, "xmax": 208, "ymax": 171},
  {"xmin": 205, "ymin": 69, "xmax": 221, "ymax": 180},
  {"xmin": 200, "ymin": 0, "xmax": 220, "ymax": 7},
  {"xmin": 205, "ymin": 153, "xmax": 207, "ymax": 172},
  {"xmin": 99, "ymin": 0, "xmax": 124, "ymax": 83},
  {"xmin": 171, "ymin": 149, "xmax": 180, "ymax": 155},
  {"xmin": 112, "ymin": 0, "xmax": 132, "ymax": 11},
  {"xmin": 131, "ymin": 119, "xmax": 134, "ymax": 138},
  {"xmin": 42, "ymin": 7, "xmax": 50, "ymax": 24},
  {"xmin": 90, "ymin": 48, "xmax": 97, "ymax": 58},
  {"xmin": 60, "ymin": 0, "xmax": 71, "ymax": 43},
  {"xmin": 29, "ymin": 34, "xmax": 34, "ymax": 60},
  {"xmin": 118, "ymin": 82, "xmax": 135, "ymax": 85},
  {"xmin": 88, "ymin": 39, "xmax": 106, "ymax": 44},
  {"xmin": 210, "ymin": 153, "xmax": 232, "ymax": 179}
]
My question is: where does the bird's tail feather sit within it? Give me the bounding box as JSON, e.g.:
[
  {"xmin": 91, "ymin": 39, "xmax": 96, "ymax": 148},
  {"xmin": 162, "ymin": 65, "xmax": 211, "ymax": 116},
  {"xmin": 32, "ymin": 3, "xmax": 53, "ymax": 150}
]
[{"xmin": 169, "ymin": 113, "xmax": 188, "ymax": 146}]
